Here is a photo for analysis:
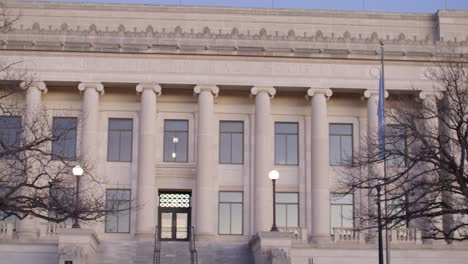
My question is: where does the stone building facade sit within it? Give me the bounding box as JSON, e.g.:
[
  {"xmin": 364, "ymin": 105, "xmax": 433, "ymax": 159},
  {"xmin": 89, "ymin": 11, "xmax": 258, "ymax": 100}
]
[{"xmin": 0, "ymin": 1, "xmax": 468, "ymax": 264}]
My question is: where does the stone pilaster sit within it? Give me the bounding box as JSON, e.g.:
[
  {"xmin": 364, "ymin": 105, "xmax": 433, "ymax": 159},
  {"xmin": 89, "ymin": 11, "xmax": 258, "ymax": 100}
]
[
  {"xmin": 135, "ymin": 83, "xmax": 161, "ymax": 238},
  {"xmin": 307, "ymin": 88, "xmax": 332, "ymax": 243},
  {"xmin": 16, "ymin": 81, "xmax": 47, "ymax": 239},
  {"xmin": 251, "ymin": 86, "xmax": 276, "ymax": 234},
  {"xmin": 194, "ymin": 84, "xmax": 219, "ymax": 238}
]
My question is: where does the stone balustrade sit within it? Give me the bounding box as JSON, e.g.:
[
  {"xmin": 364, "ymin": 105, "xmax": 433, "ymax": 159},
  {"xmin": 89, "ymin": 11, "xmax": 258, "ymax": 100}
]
[
  {"xmin": 332, "ymin": 227, "xmax": 365, "ymax": 243},
  {"xmin": 0, "ymin": 221, "xmax": 14, "ymax": 239},
  {"xmin": 42, "ymin": 222, "xmax": 68, "ymax": 237},
  {"xmin": 390, "ymin": 228, "xmax": 422, "ymax": 245},
  {"xmin": 278, "ymin": 226, "xmax": 306, "ymax": 241}
]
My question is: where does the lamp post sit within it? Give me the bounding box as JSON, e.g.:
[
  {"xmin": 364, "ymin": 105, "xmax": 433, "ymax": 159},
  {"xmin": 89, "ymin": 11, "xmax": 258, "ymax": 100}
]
[
  {"xmin": 72, "ymin": 165, "xmax": 84, "ymax": 228},
  {"xmin": 372, "ymin": 179, "xmax": 384, "ymax": 264},
  {"xmin": 269, "ymin": 170, "xmax": 280, "ymax": 232}
]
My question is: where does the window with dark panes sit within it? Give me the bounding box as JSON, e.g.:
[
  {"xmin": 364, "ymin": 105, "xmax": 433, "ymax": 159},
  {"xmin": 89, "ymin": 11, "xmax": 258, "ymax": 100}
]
[
  {"xmin": 52, "ymin": 117, "xmax": 77, "ymax": 160},
  {"xmin": 0, "ymin": 187, "xmax": 17, "ymax": 226},
  {"xmin": 275, "ymin": 193, "xmax": 299, "ymax": 227},
  {"xmin": 218, "ymin": 192, "xmax": 243, "ymax": 235},
  {"xmin": 163, "ymin": 120, "xmax": 188, "ymax": 162},
  {"xmin": 330, "ymin": 193, "xmax": 353, "ymax": 232},
  {"xmin": 329, "ymin": 124, "xmax": 353, "ymax": 166},
  {"xmin": 385, "ymin": 125, "xmax": 407, "ymax": 167},
  {"xmin": 388, "ymin": 194, "xmax": 409, "ymax": 228},
  {"xmin": 48, "ymin": 187, "xmax": 74, "ymax": 221},
  {"xmin": 0, "ymin": 116, "xmax": 21, "ymax": 159},
  {"xmin": 107, "ymin": 119, "xmax": 133, "ymax": 162},
  {"xmin": 275, "ymin": 122, "xmax": 298, "ymax": 165},
  {"xmin": 105, "ymin": 189, "xmax": 131, "ymax": 233},
  {"xmin": 219, "ymin": 121, "xmax": 243, "ymax": 164}
]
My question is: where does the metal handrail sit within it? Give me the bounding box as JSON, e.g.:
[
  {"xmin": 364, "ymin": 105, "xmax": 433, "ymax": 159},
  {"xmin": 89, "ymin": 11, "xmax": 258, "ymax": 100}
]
[
  {"xmin": 153, "ymin": 226, "xmax": 161, "ymax": 264},
  {"xmin": 189, "ymin": 226, "xmax": 198, "ymax": 264}
]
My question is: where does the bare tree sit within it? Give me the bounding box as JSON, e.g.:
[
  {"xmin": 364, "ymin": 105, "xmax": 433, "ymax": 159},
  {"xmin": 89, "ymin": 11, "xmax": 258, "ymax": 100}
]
[
  {"xmin": 343, "ymin": 54, "xmax": 468, "ymax": 242},
  {"xmin": 0, "ymin": 2, "xmax": 122, "ymax": 225}
]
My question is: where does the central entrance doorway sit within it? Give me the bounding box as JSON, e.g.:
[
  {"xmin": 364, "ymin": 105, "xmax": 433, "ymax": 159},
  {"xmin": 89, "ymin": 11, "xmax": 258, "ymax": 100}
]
[{"xmin": 158, "ymin": 192, "xmax": 191, "ymax": 241}]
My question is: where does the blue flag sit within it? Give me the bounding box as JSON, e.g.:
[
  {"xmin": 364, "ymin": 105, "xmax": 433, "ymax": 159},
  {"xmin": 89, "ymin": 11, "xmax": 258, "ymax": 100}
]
[{"xmin": 378, "ymin": 67, "xmax": 385, "ymax": 160}]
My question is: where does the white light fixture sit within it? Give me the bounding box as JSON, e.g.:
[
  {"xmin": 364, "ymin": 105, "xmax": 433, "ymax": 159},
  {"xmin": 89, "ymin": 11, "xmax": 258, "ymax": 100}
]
[
  {"xmin": 173, "ymin": 137, "xmax": 179, "ymax": 143},
  {"xmin": 172, "ymin": 152, "xmax": 177, "ymax": 159},
  {"xmin": 268, "ymin": 170, "xmax": 279, "ymax": 180},
  {"xmin": 72, "ymin": 165, "xmax": 84, "ymax": 177}
]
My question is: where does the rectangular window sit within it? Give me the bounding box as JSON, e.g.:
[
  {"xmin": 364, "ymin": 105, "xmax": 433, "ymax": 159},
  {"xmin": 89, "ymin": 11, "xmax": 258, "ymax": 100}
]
[
  {"xmin": 388, "ymin": 194, "xmax": 409, "ymax": 228},
  {"xmin": 52, "ymin": 117, "xmax": 77, "ymax": 160},
  {"xmin": 219, "ymin": 121, "xmax": 243, "ymax": 164},
  {"xmin": 275, "ymin": 192, "xmax": 299, "ymax": 228},
  {"xmin": 163, "ymin": 120, "xmax": 188, "ymax": 162},
  {"xmin": 218, "ymin": 192, "xmax": 243, "ymax": 235},
  {"xmin": 0, "ymin": 116, "xmax": 21, "ymax": 159},
  {"xmin": 386, "ymin": 125, "xmax": 407, "ymax": 167},
  {"xmin": 107, "ymin": 119, "xmax": 133, "ymax": 162},
  {"xmin": 48, "ymin": 187, "xmax": 74, "ymax": 221},
  {"xmin": 275, "ymin": 122, "xmax": 298, "ymax": 165},
  {"xmin": 105, "ymin": 189, "xmax": 131, "ymax": 233},
  {"xmin": 329, "ymin": 124, "xmax": 353, "ymax": 166},
  {"xmin": 0, "ymin": 187, "xmax": 17, "ymax": 226},
  {"xmin": 330, "ymin": 193, "xmax": 354, "ymax": 232}
]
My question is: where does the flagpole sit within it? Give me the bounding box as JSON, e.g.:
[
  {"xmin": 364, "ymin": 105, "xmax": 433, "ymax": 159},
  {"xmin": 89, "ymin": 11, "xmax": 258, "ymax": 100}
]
[{"xmin": 380, "ymin": 41, "xmax": 391, "ymax": 264}]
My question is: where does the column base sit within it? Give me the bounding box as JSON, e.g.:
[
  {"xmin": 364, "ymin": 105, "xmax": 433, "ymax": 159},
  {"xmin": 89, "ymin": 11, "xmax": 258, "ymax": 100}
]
[{"xmin": 309, "ymin": 235, "xmax": 332, "ymax": 245}]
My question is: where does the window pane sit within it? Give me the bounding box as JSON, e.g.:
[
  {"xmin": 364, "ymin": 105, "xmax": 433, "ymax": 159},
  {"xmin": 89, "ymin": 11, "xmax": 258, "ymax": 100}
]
[
  {"xmin": 331, "ymin": 194, "xmax": 353, "ymax": 205},
  {"xmin": 119, "ymin": 131, "xmax": 132, "ymax": 161},
  {"xmin": 163, "ymin": 132, "xmax": 175, "ymax": 161},
  {"xmin": 105, "ymin": 213, "xmax": 118, "ymax": 232},
  {"xmin": 219, "ymin": 192, "xmax": 242, "ymax": 203},
  {"xmin": 287, "ymin": 204, "xmax": 299, "ymax": 227},
  {"xmin": 219, "ymin": 203, "xmax": 230, "ymax": 234},
  {"xmin": 341, "ymin": 136, "xmax": 353, "ymax": 165},
  {"xmin": 109, "ymin": 119, "xmax": 132, "ymax": 130},
  {"xmin": 176, "ymin": 132, "xmax": 188, "ymax": 162},
  {"xmin": 331, "ymin": 205, "xmax": 342, "ymax": 229},
  {"xmin": 52, "ymin": 117, "xmax": 77, "ymax": 160},
  {"xmin": 330, "ymin": 124, "xmax": 352, "ymax": 135},
  {"xmin": 0, "ymin": 116, "xmax": 21, "ymax": 155},
  {"xmin": 165, "ymin": 120, "xmax": 188, "ymax": 131},
  {"xmin": 231, "ymin": 203, "xmax": 243, "ymax": 235},
  {"xmin": 342, "ymin": 205, "xmax": 353, "ymax": 227},
  {"xmin": 117, "ymin": 201, "xmax": 130, "ymax": 232},
  {"xmin": 105, "ymin": 190, "xmax": 130, "ymax": 233},
  {"xmin": 220, "ymin": 121, "xmax": 243, "ymax": 133},
  {"xmin": 231, "ymin": 133, "xmax": 243, "ymax": 164},
  {"xmin": 275, "ymin": 134, "xmax": 286, "ymax": 164},
  {"xmin": 219, "ymin": 133, "xmax": 231, "ymax": 163},
  {"xmin": 176, "ymin": 213, "xmax": 188, "ymax": 239},
  {"xmin": 107, "ymin": 131, "xmax": 120, "ymax": 161},
  {"xmin": 276, "ymin": 193, "xmax": 298, "ymax": 203},
  {"xmin": 329, "ymin": 135, "xmax": 341, "ymax": 165},
  {"xmin": 275, "ymin": 123, "xmax": 298, "ymax": 134},
  {"xmin": 276, "ymin": 204, "xmax": 287, "ymax": 227},
  {"xmin": 286, "ymin": 135, "xmax": 298, "ymax": 164}
]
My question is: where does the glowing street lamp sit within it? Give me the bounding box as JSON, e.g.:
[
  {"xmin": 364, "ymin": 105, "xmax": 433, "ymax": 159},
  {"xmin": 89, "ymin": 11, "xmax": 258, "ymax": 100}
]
[
  {"xmin": 72, "ymin": 165, "xmax": 84, "ymax": 228},
  {"xmin": 269, "ymin": 170, "xmax": 280, "ymax": 232}
]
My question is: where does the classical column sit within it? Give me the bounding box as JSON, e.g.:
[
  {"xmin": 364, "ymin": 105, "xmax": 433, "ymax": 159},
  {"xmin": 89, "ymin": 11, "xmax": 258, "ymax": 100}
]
[
  {"xmin": 135, "ymin": 83, "xmax": 161, "ymax": 237},
  {"xmin": 16, "ymin": 81, "xmax": 47, "ymax": 239},
  {"xmin": 251, "ymin": 86, "xmax": 276, "ymax": 233},
  {"xmin": 307, "ymin": 88, "xmax": 332, "ymax": 243},
  {"xmin": 194, "ymin": 85, "xmax": 219, "ymax": 238}
]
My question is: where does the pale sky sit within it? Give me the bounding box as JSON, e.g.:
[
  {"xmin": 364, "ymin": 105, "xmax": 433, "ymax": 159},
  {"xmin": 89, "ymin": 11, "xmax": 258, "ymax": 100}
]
[{"xmin": 26, "ymin": 0, "xmax": 468, "ymax": 13}]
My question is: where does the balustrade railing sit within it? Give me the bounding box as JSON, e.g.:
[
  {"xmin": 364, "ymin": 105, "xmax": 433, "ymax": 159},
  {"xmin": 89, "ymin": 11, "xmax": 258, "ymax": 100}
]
[
  {"xmin": 0, "ymin": 221, "xmax": 14, "ymax": 239},
  {"xmin": 390, "ymin": 228, "xmax": 422, "ymax": 244},
  {"xmin": 332, "ymin": 227, "xmax": 365, "ymax": 243},
  {"xmin": 278, "ymin": 226, "xmax": 304, "ymax": 240}
]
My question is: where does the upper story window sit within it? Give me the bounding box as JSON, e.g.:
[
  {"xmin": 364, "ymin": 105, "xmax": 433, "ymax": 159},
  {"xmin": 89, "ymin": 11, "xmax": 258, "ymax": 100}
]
[
  {"xmin": 163, "ymin": 120, "xmax": 188, "ymax": 162},
  {"xmin": 275, "ymin": 192, "xmax": 299, "ymax": 228},
  {"xmin": 52, "ymin": 117, "xmax": 77, "ymax": 160},
  {"xmin": 48, "ymin": 187, "xmax": 74, "ymax": 221},
  {"xmin": 218, "ymin": 191, "xmax": 243, "ymax": 235},
  {"xmin": 329, "ymin": 124, "xmax": 353, "ymax": 166},
  {"xmin": 275, "ymin": 122, "xmax": 298, "ymax": 165},
  {"xmin": 107, "ymin": 118, "xmax": 133, "ymax": 162},
  {"xmin": 0, "ymin": 116, "xmax": 21, "ymax": 160},
  {"xmin": 386, "ymin": 125, "xmax": 407, "ymax": 167},
  {"xmin": 105, "ymin": 189, "xmax": 131, "ymax": 233},
  {"xmin": 330, "ymin": 193, "xmax": 354, "ymax": 232},
  {"xmin": 219, "ymin": 121, "xmax": 243, "ymax": 164}
]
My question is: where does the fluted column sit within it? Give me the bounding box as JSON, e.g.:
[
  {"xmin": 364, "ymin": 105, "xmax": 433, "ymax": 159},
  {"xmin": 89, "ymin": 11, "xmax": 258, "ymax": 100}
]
[
  {"xmin": 308, "ymin": 88, "xmax": 332, "ymax": 242},
  {"xmin": 194, "ymin": 85, "xmax": 219, "ymax": 238},
  {"xmin": 251, "ymin": 86, "xmax": 276, "ymax": 233},
  {"xmin": 16, "ymin": 81, "xmax": 47, "ymax": 239},
  {"xmin": 135, "ymin": 83, "xmax": 161, "ymax": 237}
]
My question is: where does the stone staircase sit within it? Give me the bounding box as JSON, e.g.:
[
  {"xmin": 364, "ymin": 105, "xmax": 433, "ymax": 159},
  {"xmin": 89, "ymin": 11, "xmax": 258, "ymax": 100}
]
[{"xmin": 91, "ymin": 239, "xmax": 254, "ymax": 264}]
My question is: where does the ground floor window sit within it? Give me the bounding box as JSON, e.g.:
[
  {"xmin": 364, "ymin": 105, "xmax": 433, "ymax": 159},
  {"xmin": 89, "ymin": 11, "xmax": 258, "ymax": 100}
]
[
  {"xmin": 276, "ymin": 192, "xmax": 299, "ymax": 227},
  {"xmin": 330, "ymin": 193, "xmax": 354, "ymax": 232},
  {"xmin": 105, "ymin": 189, "xmax": 131, "ymax": 233},
  {"xmin": 218, "ymin": 191, "xmax": 243, "ymax": 235}
]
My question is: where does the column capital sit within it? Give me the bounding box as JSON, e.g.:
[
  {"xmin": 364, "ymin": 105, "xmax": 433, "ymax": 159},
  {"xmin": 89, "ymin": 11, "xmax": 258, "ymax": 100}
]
[
  {"xmin": 194, "ymin": 84, "xmax": 219, "ymax": 96},
  {"xmin": 78, "ymin": 82, "xmax": 104, "ymax": 95},
  {"xmin": 20, "ymin": 81, "xmax": 47, "ymax": 94},
  {"xmin": 136, "ymin": 83, "xmax": 162, "ymax": 96},
  {"xmin": 307, "ymin": 88, "xmax": 332, "ymax": 98},
  {"xmin": 250, "ymin": 86, "xmax": 276, "ymax": 98},
  {"xmin": 363, "ymin": 89, "xmax": 388, "ymax": 99},
  {"xmin": 419, "ymin": 91, "xmax": 443, "ymax": 101}
]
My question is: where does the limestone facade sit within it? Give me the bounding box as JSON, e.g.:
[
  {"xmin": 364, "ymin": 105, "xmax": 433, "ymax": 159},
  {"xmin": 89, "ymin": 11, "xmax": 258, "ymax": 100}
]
[{"xmin": 0, "ymin": 2, "xmax": 468, "ymax": 264}]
